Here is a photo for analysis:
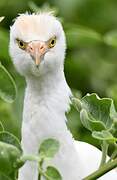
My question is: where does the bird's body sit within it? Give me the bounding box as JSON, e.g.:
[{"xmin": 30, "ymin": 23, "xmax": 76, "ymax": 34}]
[{"xmin": 9, "ymin": 13, "xmax": 117, "ymax": 180}]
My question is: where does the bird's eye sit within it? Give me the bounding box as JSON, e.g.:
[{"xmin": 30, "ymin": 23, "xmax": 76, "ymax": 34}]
[
  {"xmin": 16, "ymin": 39, "xmax": 27, "ymax": 50},
  {"xmin": 48, "ymin": 37, "xmax": 56, "ymax": 48}
]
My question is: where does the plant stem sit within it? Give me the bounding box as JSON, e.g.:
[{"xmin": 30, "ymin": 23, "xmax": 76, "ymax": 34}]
[
  {"xmin": 38, "ymin": 160, "xmax": 43, "ymax": 180},
  {"xmin": 99, "ymin": 141, "xmax": 108, "ymax": 168},
  {"xmin": 19, "ymin": 154, "xmax": 40, "ymax": 164},
  {"xmin": 83, "ymin": 158, "xmax": 117, "ymax": 180},
  {"xmin": 108, "ymin": 143, "xmax": 117, "ymax": 162},
  {"xmin": 38, "ymin": 166, "xmax": 51, "ymax": 180},
  {"xmin": 19, "ymin": 154, "xmax": 51, "ymax": 180},
  {"xmin": 38, "ymin": 171, "xmax": 41, "ymax": 180}
]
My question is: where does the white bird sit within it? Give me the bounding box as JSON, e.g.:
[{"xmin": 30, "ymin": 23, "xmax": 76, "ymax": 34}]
[{"xmin": 9, "ymin": 12, "xmax": 117, "ymax": 180}]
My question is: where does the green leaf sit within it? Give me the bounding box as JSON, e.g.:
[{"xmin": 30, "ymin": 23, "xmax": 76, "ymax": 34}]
[
  {"xmin": 80, "ymin": 93, "xmax": 115, "ymax": 131},
  {"xmin": 0, "ymin": 63, "xmax": 17, "ymax": 103},
  {"xmin": 0, "ymin": 173, "xmax": 12, "ymax": 180},
  {"xmin": 80, "ymin": 109, "xmax": 106, "ymax": 131},
  {"xmin": 0, "ymin": 121, "xmax": 4, "ymax": 131},
  {"xmin": 0, "ymin": 17, "xmax": 4, "ymax": 23},
  {"xmin": 0, "ymin": 141, "xmax": 21, "ymax": 175},
  {"xmin": 0, "ymin": 131, "xmax": 21, "ymax": 151},
  {"xmin": 45, "ymin": 166, "xmax": 62, "ymax": 180},
  {"xmin": 71, "ymin": 97, "xmax": 82, "ymax": 112},
  {"xmin": 66, "ymin": 26, "xmax": 102, "ymax": 48},
  {"xmin": 0, "ymin": 28, "xmax": 9, "ymax": 61},
  {"xmin": 80, "ymin": 109, "xmax": 92, "ymax": 131},
  {"xmin": 104, "ymin": 30, "xmax": 117, "ymax": 48},
  {"xmin": 39, "ymin": 138, "xmax": 60, "ymax": 159},
  {"xmin": 92, "ymin": 130, "xmax": 117, "ymax": 142}
]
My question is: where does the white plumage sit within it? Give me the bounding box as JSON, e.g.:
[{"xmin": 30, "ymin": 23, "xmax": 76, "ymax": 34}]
[{"xmin": 9, "ymin": 12, "xmax": 117, "ymax": 180}]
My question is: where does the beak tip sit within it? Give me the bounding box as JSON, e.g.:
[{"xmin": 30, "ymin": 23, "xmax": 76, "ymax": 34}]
[{"xmin": 36, "ymin": 64, "xmax": 39, "ymax": 68}]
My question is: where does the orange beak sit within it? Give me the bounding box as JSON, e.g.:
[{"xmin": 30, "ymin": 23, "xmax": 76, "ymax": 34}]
[{"xmin": 26, "ymin": 41, "xmax": 48, "ymax": 67}]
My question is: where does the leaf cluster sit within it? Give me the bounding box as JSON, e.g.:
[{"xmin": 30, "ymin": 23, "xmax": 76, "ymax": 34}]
[{"xmin": 72, "ymin": 93, "xmax": 117, "ymax": 171}]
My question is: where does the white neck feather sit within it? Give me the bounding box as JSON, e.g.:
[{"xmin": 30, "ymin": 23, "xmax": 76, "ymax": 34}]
[
  {"xmin": 21, "ymin": 69, "xmax": 84, "ymax": 180},
  {"xmin": 25, "ymin": 68, "xmax": 71, "ymax": 123}
]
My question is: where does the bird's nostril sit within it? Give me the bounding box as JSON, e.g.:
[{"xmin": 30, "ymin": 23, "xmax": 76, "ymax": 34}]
[
  {"xmin": 30, "ymin": 46, "xmax": 33, "ymax": 50},
  {"xmin": 40, "ymin": 46, "xmax": 44, "ymax": 50},
  {"xmin": 29, "ymin": 46, "xmax": 34, "ymax": 53}
]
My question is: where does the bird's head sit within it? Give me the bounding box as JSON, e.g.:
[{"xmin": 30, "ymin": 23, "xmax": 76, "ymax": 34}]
[{"xmin": 9, "ymin": 12, "xmax": 66, "ymax": 77}]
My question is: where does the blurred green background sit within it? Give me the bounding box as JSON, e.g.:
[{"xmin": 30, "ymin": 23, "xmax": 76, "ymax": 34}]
[{"xmin": 0, "ymin": 0, "xmax": 117, "ymax": 149}]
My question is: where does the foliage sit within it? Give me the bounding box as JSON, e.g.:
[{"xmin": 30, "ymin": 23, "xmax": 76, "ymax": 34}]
[
  {"xmin": 72, "ymin": 93, "xmax": 117, "ymax": 179},
  {"xmin": 45, "ymin": 166, "xmax": 62, "ymax": 180},
  {"xmin": 0, "ymin": 131, "xmax": 21, "ymax": 150},
  {"xmin": 0, "ymin": 18, "xmax": 16, "ymax": 104},
  {"xmin": 0, "ymin": 123, "xmax": 61, "ymax": 180},
  {"xmin": 39, "ymin": 138, "xmax": 60, "ymax": 159},
  {"xmin": 0, "ymin": 62, "xmax": 17, "ymax": 103},
  {"xmin": 38, "ymin": 139, "xmax": 62, "ymax": 180}
]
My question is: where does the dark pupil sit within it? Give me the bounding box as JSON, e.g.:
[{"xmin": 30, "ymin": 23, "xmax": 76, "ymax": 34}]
[
  {"xmin": 20, "ymin": 41, "xmax": 24, "ymax": 47},
  {"xmin": 51, "ymin": 39, "xmax": 55, "ymax": 45}
]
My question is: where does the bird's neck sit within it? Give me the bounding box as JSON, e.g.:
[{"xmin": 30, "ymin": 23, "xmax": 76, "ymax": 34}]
[
  {"xmin": 24, "ymin": 69, "xmax": 71, "ymax": 125},
  {"xmin": 23, "ymin": 70, "xmax": 85, "ymax": 180}
]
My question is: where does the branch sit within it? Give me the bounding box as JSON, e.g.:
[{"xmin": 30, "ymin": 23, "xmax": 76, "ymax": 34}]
[
  {"xmin": 19, "ymin": 154, "xmax": 40, "ymax": 164},
  {"xmin": 99, "ymin": 141, "xmax": 108, "ymax": 167},
  {"xmin": 38, "ymin": 160, "xmax": 43, "ymax": 180},
  {"xmin": 83, "ymin": 158, "xmax": 117, "ymax": 180}
]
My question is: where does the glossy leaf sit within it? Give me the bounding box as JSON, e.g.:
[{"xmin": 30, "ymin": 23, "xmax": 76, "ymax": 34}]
[
  {"xmin": 0, "ymin": 141, "xmax": 21, "ymax": 175},
  {"xmin": 0, "ymin": 131, "xmax": 21, "ymax": 151},
  {"xmin": 80, "ymin": 93, "xmax": 114, "ymax": 131},
  {"xmin": 39, "ymin": 138, "xmax": 60, "ymax": 159},
  {"xmin": 92, "ymin": 130, "xmax": 117, "ymax": 142},
  {"xmin": 0, "ymin": 63, "xmax": 17, "ymax": 103},
  {"xmin": 80, "ymin": 109, "xmax": 106, "ymax": 131},
  {"xmin": 80, "ymin": 109, "xmax": 92, "ymax": 131},
  {"xmin": 45, "ymin": 166, "xmax": 62, "ymax": 180}
]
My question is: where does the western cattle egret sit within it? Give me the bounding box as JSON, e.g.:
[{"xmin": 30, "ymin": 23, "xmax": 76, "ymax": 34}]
[{"xmin": 9, "ymin": 12, "xmax": 117, "ymax": 180}]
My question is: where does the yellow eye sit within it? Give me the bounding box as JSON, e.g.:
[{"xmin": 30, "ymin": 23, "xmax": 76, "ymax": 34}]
[
  {"xmin": 48, "ymin": 37, "xmax": 56, "ymax": 48},
  {"xmin": 16, "ymin": 39, "xmax": 27, "ymax": 50}
]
